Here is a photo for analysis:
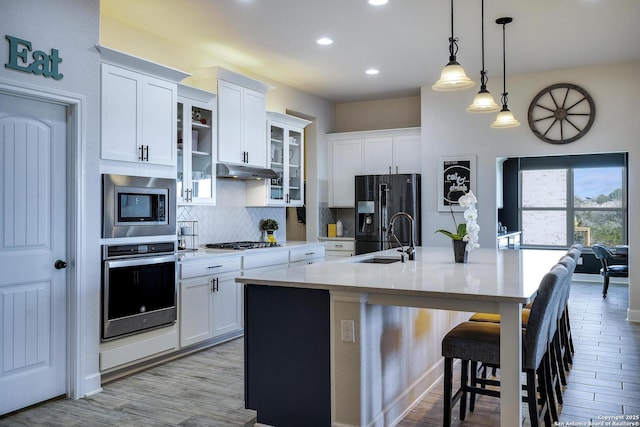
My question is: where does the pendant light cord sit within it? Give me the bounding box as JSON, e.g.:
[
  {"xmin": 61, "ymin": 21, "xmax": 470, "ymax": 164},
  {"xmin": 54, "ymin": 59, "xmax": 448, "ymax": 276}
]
[
  {"xmin": 480, "ymin": 0, "xmax": 488, "ymax": 88},
  {"xmin": 448, "ymin": 0, "xmax": 458, "ymax": 61},
  {"xmin": 500, "ymin": 20, "xmax": 508, "ymax": 107}
]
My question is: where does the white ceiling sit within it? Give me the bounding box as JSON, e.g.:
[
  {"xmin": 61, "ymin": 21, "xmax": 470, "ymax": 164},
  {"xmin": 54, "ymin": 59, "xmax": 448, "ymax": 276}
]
[{"xmin": 101, "ymin": 0, "xmax": 640, "ymax": 103}]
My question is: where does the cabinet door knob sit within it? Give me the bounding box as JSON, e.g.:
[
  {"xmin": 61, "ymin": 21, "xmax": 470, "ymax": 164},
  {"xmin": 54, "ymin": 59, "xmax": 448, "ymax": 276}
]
[{"xmin": 54, "ymin": 260, "xmax": 67, "ymax": 269}]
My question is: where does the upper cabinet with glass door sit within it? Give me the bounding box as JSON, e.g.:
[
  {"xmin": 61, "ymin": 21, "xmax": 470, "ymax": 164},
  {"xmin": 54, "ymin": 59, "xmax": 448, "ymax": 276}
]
[
  {"xmin": 177, "ymin": 84, "xmax": 217, "ymax": 205},
  {"xmin": 245, "ymin": 112, "xmax": 311, "ymax": 207}
]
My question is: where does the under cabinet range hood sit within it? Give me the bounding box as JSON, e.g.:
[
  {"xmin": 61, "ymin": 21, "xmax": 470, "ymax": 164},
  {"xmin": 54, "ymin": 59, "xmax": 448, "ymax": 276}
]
[{"xmin": 216, "ymin": 163, "xmax": 279, "ymax": 180}]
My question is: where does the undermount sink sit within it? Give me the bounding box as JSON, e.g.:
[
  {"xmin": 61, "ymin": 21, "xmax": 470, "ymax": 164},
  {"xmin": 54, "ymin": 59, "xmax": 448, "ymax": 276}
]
[{"xmin": 356, "ymin": 257, "xmax": 401, "ymax": 264}]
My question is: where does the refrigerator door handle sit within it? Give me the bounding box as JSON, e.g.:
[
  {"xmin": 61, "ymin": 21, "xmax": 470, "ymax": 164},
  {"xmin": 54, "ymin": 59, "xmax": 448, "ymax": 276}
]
[{"xmin": 379, "ymin": 183, "xmax": 388, "ymax": 244}]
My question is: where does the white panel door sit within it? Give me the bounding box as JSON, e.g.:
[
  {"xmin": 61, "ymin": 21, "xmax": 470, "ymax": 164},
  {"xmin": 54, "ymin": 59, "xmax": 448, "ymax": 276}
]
[
  {"xmin": 242, "ymin": 88, "xmax": 266, "ymax": 167},
  {"xmin": 363, "ymin": 136, "xmax": 393, "ymax": 175},
  {"xmin": 0, "ymin": 93, "xmax": 67, "ymax": 415},
  {"xmin": 142, "ymin": 76, "xmax": 176, "ymax": 166},
  {"xmin": 330, "ymin": 139, "xmax": 363, "ymax": 207},
  {"xmin": 393, "ymin": 135, "xmax": 422, "ymax": 174},
  {"xmin": 217, "ymin": 80, "xmax": 244, "ymax": 164},
  {"xmin": 100, "ymin": 63, "xmax": 141, "ymax": 162}
]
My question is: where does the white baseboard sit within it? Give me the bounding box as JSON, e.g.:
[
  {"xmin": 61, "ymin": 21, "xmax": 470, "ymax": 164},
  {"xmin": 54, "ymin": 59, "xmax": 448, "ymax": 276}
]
[
  {"xmin": 627, "ymin": 308, "xmax": 640, "ymax": 323},
  {"xmin": 573, "ymin": 273, "xmax": 628, "ymax": 285},
  {"xmin": 372, "ymin": 359, "xmax": 445, "ymax": 427},
  {"xmin": 80, "ymin": 372, "xmax": 103, "ymax": 399}
]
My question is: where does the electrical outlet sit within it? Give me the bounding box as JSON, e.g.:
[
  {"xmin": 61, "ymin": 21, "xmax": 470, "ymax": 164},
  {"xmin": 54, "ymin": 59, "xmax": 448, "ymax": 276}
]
[{"xmin": 341, "ymin": 319, "xmax": 355, "ymax": 343}]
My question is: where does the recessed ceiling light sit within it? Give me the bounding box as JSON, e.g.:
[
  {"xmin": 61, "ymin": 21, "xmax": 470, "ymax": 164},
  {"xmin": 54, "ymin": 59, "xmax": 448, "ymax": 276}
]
[
  {"xmin": 369, "ymin": 0, "xmax": 388, "ymax": 5},
  {"xmin": 316, "ymin": 37, "xmax": 333, "ymax": 46},
  {"xmin": 366, "ymin": 68, "xmax": 380, "ymax": 75}
]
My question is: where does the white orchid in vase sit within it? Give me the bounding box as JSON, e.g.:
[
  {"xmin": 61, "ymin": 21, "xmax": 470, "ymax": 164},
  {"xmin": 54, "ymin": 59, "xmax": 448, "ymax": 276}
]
[{"xmin": 435, "ymin": 191, "xmax": 480, "ymax": 252}]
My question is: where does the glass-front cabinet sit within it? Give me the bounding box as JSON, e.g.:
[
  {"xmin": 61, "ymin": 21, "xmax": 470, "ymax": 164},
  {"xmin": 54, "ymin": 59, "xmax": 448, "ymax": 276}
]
[
  {"xmin": 177, "ymin": 85, "xmax": 216, "ymax": 205},
  {"xmin": 246, "ymin": 112, "xmax": 311, "ymax": 206}
]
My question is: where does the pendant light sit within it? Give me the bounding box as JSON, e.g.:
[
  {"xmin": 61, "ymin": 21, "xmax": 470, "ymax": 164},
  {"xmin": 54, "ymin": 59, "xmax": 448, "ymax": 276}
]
[
  {"xmin": 491, "ymin": 17, "xmax": 521, "ymax": 128},
  {"xmin": 467, "ymin": 0, "xmax": 500, "ymax": 112},
  {"xmin": 432, "ymin": 0, "xmax": 475, "ymax": 91}
]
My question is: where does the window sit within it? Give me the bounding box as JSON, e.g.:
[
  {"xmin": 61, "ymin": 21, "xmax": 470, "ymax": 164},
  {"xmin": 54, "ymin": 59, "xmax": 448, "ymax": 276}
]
[{"xmin": 516, "ymin": 154, "xmax": 627, "ymax": 248}]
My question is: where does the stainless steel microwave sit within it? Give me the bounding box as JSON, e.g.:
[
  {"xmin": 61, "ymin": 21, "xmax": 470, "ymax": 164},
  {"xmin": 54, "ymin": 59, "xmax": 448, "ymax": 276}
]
[{"xmin": 102, "ymin": 174, "xmax": 176, "ymax": 238}]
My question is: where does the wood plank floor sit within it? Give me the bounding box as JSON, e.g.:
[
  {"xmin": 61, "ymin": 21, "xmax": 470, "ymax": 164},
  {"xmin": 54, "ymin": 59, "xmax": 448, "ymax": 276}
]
[
  {"xmin": 0, "ymin": 339, "xmax": 257, "ymax": 426},
  {"xmin": 1, "ymin": 281, "xmax": 638, "ymax": 426}
]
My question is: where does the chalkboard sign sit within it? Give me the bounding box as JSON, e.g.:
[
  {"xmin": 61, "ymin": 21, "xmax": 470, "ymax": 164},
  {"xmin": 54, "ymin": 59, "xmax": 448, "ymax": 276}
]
[{"xmin": 438, "ymin": 156, "xmax": 476, "ymax": 211}]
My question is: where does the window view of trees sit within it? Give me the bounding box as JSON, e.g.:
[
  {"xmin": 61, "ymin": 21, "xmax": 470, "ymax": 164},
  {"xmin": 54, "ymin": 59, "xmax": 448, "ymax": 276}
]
[
  {"xmin": 520, "ymin": 166, "xmax": 625, "ymax": 248},
  {"xmin": 574, "ymin": 167, "xmax": 624, "ymax": 247}
]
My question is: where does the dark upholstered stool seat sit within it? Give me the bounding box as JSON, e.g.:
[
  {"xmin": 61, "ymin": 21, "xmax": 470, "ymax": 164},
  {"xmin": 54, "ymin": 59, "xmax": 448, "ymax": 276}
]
[{"xmin": 442, "ymin": 321, "xmax": 515, "ymax": 366}]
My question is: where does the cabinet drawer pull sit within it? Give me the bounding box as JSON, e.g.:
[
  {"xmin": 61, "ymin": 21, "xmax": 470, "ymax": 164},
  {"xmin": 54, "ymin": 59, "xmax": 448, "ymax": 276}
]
[
  {"xmin": 305, "ymin": 252, "xmax": 315, "ymax": 256},
  {"xmin": 334, "ymin": 244, "xmax": 343, "ymax": 248},
  {"xmin": 207, "ymin": 265, "xmax": 223, "ymax": 269}
]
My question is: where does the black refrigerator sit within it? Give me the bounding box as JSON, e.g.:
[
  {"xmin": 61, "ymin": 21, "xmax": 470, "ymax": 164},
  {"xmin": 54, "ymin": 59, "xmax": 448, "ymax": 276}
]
[{"xmin": 355, "ymin": 174, "xmax": 421, "ymax": 255}]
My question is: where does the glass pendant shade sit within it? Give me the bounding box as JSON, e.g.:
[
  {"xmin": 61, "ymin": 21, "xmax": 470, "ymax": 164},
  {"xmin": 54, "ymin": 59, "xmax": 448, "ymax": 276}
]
[
  {"xmin": 491, "ymin": 108, "xmax": 521, "ymax": 128},
  {"xmin": 467, "ymin": 88, "xmax": 500, "ymax": 112},
  {"xmin": 492, "ymin": 17, "xmax": 520, "ymax": 128},
  {"xmin": 432, "ymin": 62, "xmax": 475, "ymax": 91},
  {"xmin": 467, "ymin": 0, "xmax": 498, "ymax": 112}
]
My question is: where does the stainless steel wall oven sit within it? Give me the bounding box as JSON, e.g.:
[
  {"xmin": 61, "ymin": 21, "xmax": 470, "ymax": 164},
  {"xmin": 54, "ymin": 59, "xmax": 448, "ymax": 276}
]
[{"xmin": 102, "ymin": 242, "xmax": 177, "ymax": 341}]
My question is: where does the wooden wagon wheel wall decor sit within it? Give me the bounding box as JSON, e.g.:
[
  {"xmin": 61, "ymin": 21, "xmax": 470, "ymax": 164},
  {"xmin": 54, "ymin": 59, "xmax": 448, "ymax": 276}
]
[{"xmin": 528, "ymin": 83, "xmax": 596, "ymax": 144}]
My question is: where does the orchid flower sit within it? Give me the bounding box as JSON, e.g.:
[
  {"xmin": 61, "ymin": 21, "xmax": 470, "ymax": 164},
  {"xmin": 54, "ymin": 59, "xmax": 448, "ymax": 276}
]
[{"xmin": 435, "ymin": 190, "xmax": 480, "ymax": 251}]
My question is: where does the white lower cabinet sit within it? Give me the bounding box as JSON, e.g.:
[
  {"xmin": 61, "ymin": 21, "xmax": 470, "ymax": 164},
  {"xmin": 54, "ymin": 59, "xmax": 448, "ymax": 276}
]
[
  {"xmin": 179, "ymin": 255, "xmax": 242, "ymax": 348},
  {"xmin": 321, "ymin": 239, "xmax": 355, "ymax": 259},
  {"xmin": 179, "ymin": 275, "xmax": 214, "ymax": 347},
  {"xmin": 289, "ymin": 244, "xmax": 326, "ymax": 267},
  {"xmin": 178, "ymin": 243, "xmax": 327, "ymax": 350}
]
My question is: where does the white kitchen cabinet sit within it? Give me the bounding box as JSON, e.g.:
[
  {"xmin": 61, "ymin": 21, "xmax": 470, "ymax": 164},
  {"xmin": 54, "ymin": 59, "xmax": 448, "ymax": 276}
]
[
  {"xmin": 327, "ymin": 128, "xmax": 421, "ymax": 207},
  {"xmin": 217, "ymin": 70, "xmax": 269, "ymax": 168},
  {"xmin": 363, "ymin": 129, "xmax": 422, "ymax": 175},
  {"xmin": 179, "ymin": 255, "xmax": 242, "ymax": 348},
  {"xmin": 321, "ymin": 239, "xmax": 355, "ymax": 259},
  {"xmin": 391, "ymin": 134, "xmax": 422, "ymax": 174},
  {"xmin": 328, "ymin": 138, "xmax": 363, "ymax": 207},
  {"xmin": 177, "ymin": 85, "xmax": 216, "ymax": 205},
  {"xmin": 211, "ymin": 270, "xmax": 244, "ymax": 337},
  {"xmin": 289, "ymin": 244, "xmax": 325, "ymax": 267},
  {"xmin": 100, "ymin": 53, "xmax": 187, "ymax": 167},
  {"xmin": 179, "ymin": 275, "xmax": 214, "ymax": 347},
  {"xmin": 245, "ymin": 112, "xmax": 311, "ymax": 206},
  {"xmin": 242, "ymin": 250, "xmax": 289, "ymax": 271}
]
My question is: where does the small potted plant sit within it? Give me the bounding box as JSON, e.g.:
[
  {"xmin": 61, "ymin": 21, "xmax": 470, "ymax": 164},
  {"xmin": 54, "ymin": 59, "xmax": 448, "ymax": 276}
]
[{"xmin": 260, "ymin": 219, "xmax": 279, "ymax": 243}]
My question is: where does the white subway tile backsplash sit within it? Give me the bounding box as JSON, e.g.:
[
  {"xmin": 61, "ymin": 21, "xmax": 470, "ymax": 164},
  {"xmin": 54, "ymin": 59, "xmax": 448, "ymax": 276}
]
[{"xmin": 177, "ymin": 180, "xmax": 286, "ymax": 244}]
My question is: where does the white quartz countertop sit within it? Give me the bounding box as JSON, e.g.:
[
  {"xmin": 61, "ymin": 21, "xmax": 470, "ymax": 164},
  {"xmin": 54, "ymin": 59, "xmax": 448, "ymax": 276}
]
[
  {"xmin": 236, "ymin": 247, "xmax": 564, "ymax": 303},
  {"xmin": 178, "ymin": 240, "xmax": 324, "ymax": 261}
]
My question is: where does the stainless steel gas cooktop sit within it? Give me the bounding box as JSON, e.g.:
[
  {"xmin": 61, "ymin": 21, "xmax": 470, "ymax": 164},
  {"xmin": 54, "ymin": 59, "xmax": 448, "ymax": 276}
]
[{"xmin": 205, "ymin": 241, "xmax": 282, "ymax": 250}]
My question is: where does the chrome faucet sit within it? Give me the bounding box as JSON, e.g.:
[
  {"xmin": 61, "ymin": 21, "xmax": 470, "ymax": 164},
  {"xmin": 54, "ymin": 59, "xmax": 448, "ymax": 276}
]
[{"xmin": 388, "ymin": 212, "xmax": 415, "ymax": 262}]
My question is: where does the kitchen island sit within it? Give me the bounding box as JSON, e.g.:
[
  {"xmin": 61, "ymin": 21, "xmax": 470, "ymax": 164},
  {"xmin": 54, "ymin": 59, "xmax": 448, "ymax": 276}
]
[{"xmin": 237, "ymin": 247, "xmax": 562, "ymax": 426}]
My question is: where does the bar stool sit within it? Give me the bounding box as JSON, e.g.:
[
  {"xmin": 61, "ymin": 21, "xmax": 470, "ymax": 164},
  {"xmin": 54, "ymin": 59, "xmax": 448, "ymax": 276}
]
[{"xmin": 441, "ymin": 264, "xmax": 568, "ymax": 427}]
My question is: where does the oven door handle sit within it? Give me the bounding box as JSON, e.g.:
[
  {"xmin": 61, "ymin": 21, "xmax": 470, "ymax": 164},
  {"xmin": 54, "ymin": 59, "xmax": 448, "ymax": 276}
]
[{"xmin": 104, "ymin": 253, "xmax": 177, "ymax": 269}]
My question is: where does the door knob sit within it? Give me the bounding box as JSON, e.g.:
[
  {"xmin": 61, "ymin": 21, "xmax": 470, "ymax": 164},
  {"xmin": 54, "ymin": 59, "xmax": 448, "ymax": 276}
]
[{"xmin": 54, "ymin": 260, "xmax": 68, "ymax": 269}]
